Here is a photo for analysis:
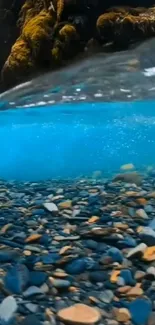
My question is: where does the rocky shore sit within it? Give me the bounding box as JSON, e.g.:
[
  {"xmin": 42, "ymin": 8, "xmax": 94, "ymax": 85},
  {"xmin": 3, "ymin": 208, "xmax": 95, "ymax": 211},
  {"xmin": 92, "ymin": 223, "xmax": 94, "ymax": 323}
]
[
  {"xmin": 1, "ymin": 0, "xmax": 155, "ymax": 91},
  {"xmin": 0, "ymin": 168, "xmax": 155, "ymax": 324}
]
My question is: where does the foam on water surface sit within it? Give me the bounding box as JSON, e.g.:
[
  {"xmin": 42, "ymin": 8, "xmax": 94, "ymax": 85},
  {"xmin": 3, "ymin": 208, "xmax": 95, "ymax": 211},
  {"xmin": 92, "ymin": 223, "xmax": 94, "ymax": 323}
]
[{"xmin": 0, "ymin": 39, "xmax": 155, "ymax": 181}]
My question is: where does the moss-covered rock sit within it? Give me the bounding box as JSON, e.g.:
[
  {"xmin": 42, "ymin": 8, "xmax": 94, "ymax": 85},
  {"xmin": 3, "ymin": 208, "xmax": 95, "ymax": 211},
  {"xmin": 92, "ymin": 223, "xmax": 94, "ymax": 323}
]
[{"xmin": 2, "ymin": 0, "xmax": 155, "ymax": 91}]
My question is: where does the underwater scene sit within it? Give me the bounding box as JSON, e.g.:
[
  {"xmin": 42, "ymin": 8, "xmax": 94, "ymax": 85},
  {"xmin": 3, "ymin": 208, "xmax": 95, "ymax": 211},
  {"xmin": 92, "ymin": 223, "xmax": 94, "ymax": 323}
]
[{"xmin": 1, "ymin": 39, "xmax": 155, "ymax": 325}]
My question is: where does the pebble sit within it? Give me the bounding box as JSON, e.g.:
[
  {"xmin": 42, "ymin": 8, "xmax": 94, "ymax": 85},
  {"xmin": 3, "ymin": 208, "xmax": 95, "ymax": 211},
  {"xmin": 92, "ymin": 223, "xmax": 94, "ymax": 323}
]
[
  {"xmin": 99, "ymin": 290, "xmax": 114, "ymax": 303},
  {"xmin": 4, "ymin": 264, "xmax": 29, "ymax": 294},
  {"xmin": 20, "ymin": 315, "xmax": 42, "ymax": 325},
  {"xmin": 43, "ymin": 203, "xmax": 58, "ymax": 213},
  {"xmin": 136, "ymin": 209, "xmax": 148, "ymax": 219},
  {"xmin": 23, "ymin": 286, "xmax": 45, "ymax": 297},
  {"xmin": 114, "ymin": 308, "xmax": 131, "ymax": 322},
  {"xmin": 57, "ymin": 304, "xmax": 101, "ymax": 324},
  {"xmin": 0, "ymin": 296, "xmax": 17, "ymax": 323}
]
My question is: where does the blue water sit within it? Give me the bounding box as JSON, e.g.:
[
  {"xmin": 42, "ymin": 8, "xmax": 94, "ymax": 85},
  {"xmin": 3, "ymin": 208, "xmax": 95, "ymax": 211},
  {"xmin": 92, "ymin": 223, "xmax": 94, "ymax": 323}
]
[{"xmin": 0, "ymin": 101, "xmax": 155, "ymax": 181}]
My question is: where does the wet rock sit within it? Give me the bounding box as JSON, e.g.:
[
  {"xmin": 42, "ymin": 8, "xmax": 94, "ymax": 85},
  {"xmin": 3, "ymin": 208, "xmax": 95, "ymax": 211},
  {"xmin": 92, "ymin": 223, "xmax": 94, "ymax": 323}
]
[
  {"xmin": 49, "ymin": 277, "xmax": 71, "ymax": 289},
  {"xmin": 43, "ymin": 203, "xmax": 58, "ymax": 213},
  {"xmin": 127, "ymin": 243, "xmax": 147, "ymax": 259},
  {"xmin": 23, "ymin": 285, "xmax": 45, "ymax": 298},
  {"xmin": 29, "ymin": 271, "xmax": 47, "ymax": 286},
  {"xmin": 129, "ymin": 298, "xmax": 152, "ymax": 325},
  {"xmin": 114, "ymin": 308, "xmax": 131, "ymax": 322},
  {"xmin": 113, "ymin": 172, "xmax": 142, "ymax": 186},
  {"xmin": 65, "ymin": 258, "xmax": 88, "ymax": 274},
  {"xmin": 89, "ymin": 271, "xmax": 108, "ymax": 283},
  {"xmin": 107, "ymin": 247, "xmax": 123, "ymax": 263},
  {"xmin": 136, "ymin": 209, "xmax": 148, "ymax": 219},
  {"xmin": 57, "ymin": 303, "xmax": 101, "ymax": 324},
  {"xmin": 120, "ymin": 269, "xmax": 136, "ymax": 286},
  {"xmin": 20, "ymin": 315, "xmax": 42, "ymax": 325},
  {"xmin": 0, "ymin": 250, "xmax": 19, "ymax": 262},
  {"xmin": 25, "ymin": 303, "xmax": 39, "ymax": 313},
  {"xmin": 99, "ymin": 290, "xmax": 114, "ymax": 303},
  {"xmin": 4, "ymin": 264, "xmax": 29, "ymax": 294},
  {"xmin": 0, "ymin": 296, "xmax": 17, "ymax": 323},
  {"xmin": 139, "ymin": 227, "xmax": 155, "ymax": 246}
]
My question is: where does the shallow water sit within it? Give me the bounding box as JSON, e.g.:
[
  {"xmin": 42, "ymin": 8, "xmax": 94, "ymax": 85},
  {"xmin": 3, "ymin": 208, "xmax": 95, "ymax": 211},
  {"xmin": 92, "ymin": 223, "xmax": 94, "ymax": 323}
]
[{"xmin": 1, "ymin": 39, "xmax": 155, "ymax": 181}]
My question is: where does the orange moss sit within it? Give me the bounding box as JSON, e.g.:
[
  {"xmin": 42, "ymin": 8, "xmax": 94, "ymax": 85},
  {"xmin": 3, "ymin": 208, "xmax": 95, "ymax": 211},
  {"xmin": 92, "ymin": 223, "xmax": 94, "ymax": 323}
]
[
  {"xmin": 96, "ymin": 6, "xmax": 155, "ymax": 45},
  {"xmin": 22, "ymin": 9, "xmax": 56, "ymax": 57},
  {"xmin": 2, "ymin": 38, "xmax": 35, "ymax": 86}
]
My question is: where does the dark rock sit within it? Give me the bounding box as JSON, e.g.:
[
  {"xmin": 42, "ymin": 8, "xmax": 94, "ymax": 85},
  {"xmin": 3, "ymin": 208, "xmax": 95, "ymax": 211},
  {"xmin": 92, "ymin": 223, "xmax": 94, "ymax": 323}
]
[
  {"xmin": 29, "ymin": 271, "xmax": 47, "ymax": 286},
  {"xmin": 129, "ymin": 298, "xmax": 152, "ymax": 325},
  {"xmin": 0, "ymin": 250, "xmax": 19, "ymax": 263},
  {"xmin": 139, "ymin": 227, "xmax": 155, "ymax": 246},
  {"xmin": 120, "ymin": 269, "xmax": 136, "ymax": 286},
  {"xmin": 0, "ymin": 296, "xmax": 17, "ymax": 323},
  {"xmin": 65, "ymin": 258, "xmax": 88, "ymax": 274},
  {"xmin": 107, "ymin": 247, "xmax": 123, "ymax": 263},
  {"xmin": 89, "ymin": 271, "xmax": 108, "ymax": 283},
  {"xmin": 20, "ymin": 315, "xmax": 42, "ymax": 325},
  {"xmin": 23, "ymin": 286, "xmax": 45, "ymax": 298},
  {"xmin": 4, "ymin": 264, "xmax": 29, "ymax": 294}
]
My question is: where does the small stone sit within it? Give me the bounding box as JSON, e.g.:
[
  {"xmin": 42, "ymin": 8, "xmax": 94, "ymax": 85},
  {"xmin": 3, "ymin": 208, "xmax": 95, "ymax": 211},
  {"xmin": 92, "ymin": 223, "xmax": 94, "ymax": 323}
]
[
  {"xmin": 65, "ymin": 259, "xmax": 88, "ymax": 275},
  {"xmin": 23, "ymin": 286, "xmax": 44, "ymax": 297},
  {"xmin": 88, "ymin": 216, "xmax": 99, "ymax": 223},
  {"xmin": 136, "ymin": 209, "xmax": 148, "ymax": 219},
  {"xmin": 25, "ymin": 234, "xmax": 42, "ymax": 243},
  {"xmin": 58, "ymin": 201, "xmax": 72, "ymax": 209},
  {"xmin": 23, "ymin": 250, "xmax": 32, "ymax": 256},
  {"xmin": 29, "ymin": 271, "xmax": 47, "ymax": 286},
  {"xmin": 43, "ymin": 202, "xmax": 58, "ymax": 212},
  {"xmin": 143, "ymin": 246, "xmax": 155, "ymax": 261},
  {"xmin": 99, "ymin": 290, "xmax": 114, "ymax": 303},
  {"xmin": 59, "ymin": 246, "xmax": 72, "ymax": 255},
  {"xmin": 127, "ymin": 243, "xmax": 147, "ymax": 259},
  {"xmin": 136, "ymin": 198, "xmax": 147, "ymax": 205},
  {"xmin": 115, "ymin": 308, "xmax": 131, "ymax": 322},
  {"xmin": 126, "ymin": 286, "xmax": 143, "ymax": 297},
  {"xmin": 25, "ymin": 303, "xmax": 39, "ymax": 313},
  {"xmin": 107, "ymin": 247, "xmax": 123, "ymax": 263},
  {"xmin": 139, "ymin": 227, "xmax": 155, "ymax": 246},
  {"xmin": 134, "ymin": 271, "xmax": 146, "ymax": 280},
  {"xmin": 0, "ymin": 296, "xmax": 17, "ymax": 323},
  {"xmin": 110, "ymin": 270, "xmax": 120, "ymax": 283},
  {"xmin": 57, "ymin": 303, "xmax": 101, "ymax": 324},
  {"xmin": 20, "ymin": 315, "xmax": 42, "ymax": 325},
  {"xmin": 146, "ymin": 266, "xmax": 155, "ymax": 279},
  {"xmin": 49, "ymin": 277, "xmax": 71, "ymax": 289}
]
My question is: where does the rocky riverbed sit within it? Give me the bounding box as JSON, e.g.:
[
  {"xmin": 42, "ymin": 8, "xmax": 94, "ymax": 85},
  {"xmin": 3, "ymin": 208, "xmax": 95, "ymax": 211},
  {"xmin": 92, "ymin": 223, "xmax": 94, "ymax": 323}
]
[{"xmin": 0, "ymin": 169, "xmax": 155, "ymax": 325}]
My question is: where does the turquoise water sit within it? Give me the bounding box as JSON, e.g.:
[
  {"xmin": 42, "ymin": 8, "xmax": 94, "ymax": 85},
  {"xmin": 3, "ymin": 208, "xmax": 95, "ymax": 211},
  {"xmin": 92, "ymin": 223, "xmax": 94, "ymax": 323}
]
[
  {"xmin": 1, "ymin": 39, "xmax": 155, "ymax": 181},
  {"xmin": 0, "ymin": 101, "xmax": 155, "ymax": 181}
]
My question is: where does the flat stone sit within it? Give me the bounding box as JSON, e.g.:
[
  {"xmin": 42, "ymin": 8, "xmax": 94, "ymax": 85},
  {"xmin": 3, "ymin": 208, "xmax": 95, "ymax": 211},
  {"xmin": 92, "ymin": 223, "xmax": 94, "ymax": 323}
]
[
  {"xmin": 23, "ymin": 285, "xmax": 44, "ymax": 298},
  {"xmin": 136, "ymin": 209, "xmax": 148, "ymax": 219},
  {"xmin": 57, "ymin": 303, "xmax": 101, "ymax": 324},
  {"xmin": 43, "ymin": 203, "xmax": 58, "ymax": 213},
  {"xmin": 143, "ymin": 246, "xmax": 155, "ymax": 261},
  {"xmin": 127, "ymin": 243, "xmax": 147, "ymax": 259},
  {"xmin": 4, "ymin": 264, "xmax": 29, "ymax": 294},
  {"xmin": 139, "ymin": 227, "xmax": 155, "ymax": 246},
  {"xmin": 58, "ymin": 201, "xmax": 72, "ymax": 209},
  {"xmin": 25, "ymin": 234, "xmax": 42, "ymax": 243},
  {"xmin": 107, "ymin": 247, "xmax": 123, "ymax": 263},
  {"xmin": 49, "ymin": 277, "xmax": 71, "ymax": 289},
  {"xmin": 99, "ymin": 290, "xmax": 114, "ymax": 303},
  {"xmin": 115, "ymin": 308, "xmax": 131, "ymax": 322},
  {"xmin": 20, "ymin": 315, "xmax": 42, "ymax": 325},
  {"xmin": 0, "ymin": 296, "xmax": 17, "ymax": 323},
  {"xmin": 25, "ymin": 303, "xmax": 39, "ymax": 313},
  {"xmin": 129, "ymin": 298, "xmax": 152, "ymax": 325}
]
